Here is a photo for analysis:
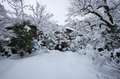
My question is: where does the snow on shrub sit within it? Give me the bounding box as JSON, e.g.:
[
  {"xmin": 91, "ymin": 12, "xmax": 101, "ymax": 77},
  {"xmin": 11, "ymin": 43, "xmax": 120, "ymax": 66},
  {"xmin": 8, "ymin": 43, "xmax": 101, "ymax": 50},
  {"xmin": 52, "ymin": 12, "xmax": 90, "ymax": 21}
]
[{"xmin": 9, "ymin": 21, "xmax": 35, "ymax": 58}]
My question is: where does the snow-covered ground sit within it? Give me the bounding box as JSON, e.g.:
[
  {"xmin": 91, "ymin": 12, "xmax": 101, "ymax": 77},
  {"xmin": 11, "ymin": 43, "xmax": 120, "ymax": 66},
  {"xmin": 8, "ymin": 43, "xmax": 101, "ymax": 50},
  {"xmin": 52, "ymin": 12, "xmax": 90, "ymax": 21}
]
[{"xmin": 0, "ymin": 50, "xmax": 119, "ymax": 79}]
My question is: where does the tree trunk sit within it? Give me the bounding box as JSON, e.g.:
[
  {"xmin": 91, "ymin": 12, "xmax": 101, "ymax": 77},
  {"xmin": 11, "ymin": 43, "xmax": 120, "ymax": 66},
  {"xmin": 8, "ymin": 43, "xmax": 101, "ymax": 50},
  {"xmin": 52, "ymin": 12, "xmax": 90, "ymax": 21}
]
[{"xmin": 21, "ymin": 50, "xmax": 24, "ymax": 58}]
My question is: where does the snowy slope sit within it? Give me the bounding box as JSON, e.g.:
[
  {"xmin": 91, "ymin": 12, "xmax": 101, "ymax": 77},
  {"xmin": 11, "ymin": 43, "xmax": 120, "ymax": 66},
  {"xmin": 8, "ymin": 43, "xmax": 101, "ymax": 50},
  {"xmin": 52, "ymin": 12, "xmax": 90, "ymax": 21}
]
[{"xmin": 0, "ymin": 50, "xmax": 118, "ymax": 79}]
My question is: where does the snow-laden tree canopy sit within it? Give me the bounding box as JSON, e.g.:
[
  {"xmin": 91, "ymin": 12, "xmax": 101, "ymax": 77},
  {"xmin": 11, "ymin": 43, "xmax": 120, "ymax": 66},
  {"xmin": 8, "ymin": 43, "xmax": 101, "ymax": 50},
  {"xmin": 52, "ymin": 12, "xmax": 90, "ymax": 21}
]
[
  {"xmin": 68, "ymin": 0, "xmax": 120, "ymax": 27},
  {"xmin": 2, "ymin": 0, "xmax": 26, "ymax": 22}
]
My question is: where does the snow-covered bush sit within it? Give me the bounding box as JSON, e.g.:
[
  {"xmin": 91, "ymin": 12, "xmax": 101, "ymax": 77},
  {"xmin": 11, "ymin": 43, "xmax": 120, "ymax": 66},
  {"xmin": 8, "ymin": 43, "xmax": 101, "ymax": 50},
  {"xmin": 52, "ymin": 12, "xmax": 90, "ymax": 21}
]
[
  {"xmin": 0, "ymin": 39, "xmax": 12, "ymax": 57},
  {"xmin": 0, "ymin": 40, "xmax": 4, "ymax": 53},
  {"xmin": 101, "ymin": 24, "xmax": 120, "ymax": 72},
  {"xmin": 46, "ymin": 39, "xmax": 56, "ymax": 50},
  {"xmin": 9, "ymin": 21, "xmax": 35, "ymax": 58},
  {"xmin": 91, "ymin": 49, "xmax": 120, "ymax": 72},
  {"xmin": 70, "ymin": 36, "xmax": 86, "ymax": 52},
  {"xmin": 102, "ymin": 24, "xmax": 120, "ymax": 51},
  {"xmin": 110, "ymin": 48, "xmax": 120, "ymax": 64}
]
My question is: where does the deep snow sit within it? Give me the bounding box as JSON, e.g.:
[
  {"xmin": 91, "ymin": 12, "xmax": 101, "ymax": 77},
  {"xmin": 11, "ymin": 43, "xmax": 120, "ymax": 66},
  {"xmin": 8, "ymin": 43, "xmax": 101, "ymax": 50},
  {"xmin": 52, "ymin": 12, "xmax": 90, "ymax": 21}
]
[{"xmin": 0, "ymin": 50, "xmax": 119, "ymax": 79}]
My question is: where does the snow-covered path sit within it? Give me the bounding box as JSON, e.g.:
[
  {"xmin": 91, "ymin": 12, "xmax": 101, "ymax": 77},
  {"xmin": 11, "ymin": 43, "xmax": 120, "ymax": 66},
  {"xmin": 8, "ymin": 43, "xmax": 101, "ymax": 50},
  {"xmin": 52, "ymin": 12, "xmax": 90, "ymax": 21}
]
[{"xmin": 0, "ymin": 50, "xmax": 115, "ymax": 79}]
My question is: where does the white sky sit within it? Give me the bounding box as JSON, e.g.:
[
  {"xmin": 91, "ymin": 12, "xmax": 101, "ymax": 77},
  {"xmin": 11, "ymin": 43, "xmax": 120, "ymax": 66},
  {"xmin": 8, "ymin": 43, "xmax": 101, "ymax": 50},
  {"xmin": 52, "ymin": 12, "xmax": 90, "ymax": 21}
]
[
  {"xmin": 2, "ymin": 0, "xmax": 70, "ymax": 25},
  {"xmin": 33, "ymin": 0, "xmax": 70, "ymax": 25}
]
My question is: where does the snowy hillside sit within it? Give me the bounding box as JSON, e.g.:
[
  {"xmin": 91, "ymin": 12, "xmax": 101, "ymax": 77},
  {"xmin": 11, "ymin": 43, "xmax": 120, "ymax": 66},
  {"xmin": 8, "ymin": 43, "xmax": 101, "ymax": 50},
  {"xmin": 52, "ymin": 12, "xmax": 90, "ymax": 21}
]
[{"xmin": 0, "ymin": 50, "xmax": 119, "ymax": 79}]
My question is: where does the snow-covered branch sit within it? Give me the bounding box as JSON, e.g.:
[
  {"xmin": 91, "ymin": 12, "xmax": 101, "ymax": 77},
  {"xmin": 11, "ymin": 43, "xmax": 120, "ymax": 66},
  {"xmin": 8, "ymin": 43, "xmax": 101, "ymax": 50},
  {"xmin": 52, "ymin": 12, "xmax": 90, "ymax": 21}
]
[{"xmin": 67, "ymin": 0, "xmax": 120, "ymax": 28}]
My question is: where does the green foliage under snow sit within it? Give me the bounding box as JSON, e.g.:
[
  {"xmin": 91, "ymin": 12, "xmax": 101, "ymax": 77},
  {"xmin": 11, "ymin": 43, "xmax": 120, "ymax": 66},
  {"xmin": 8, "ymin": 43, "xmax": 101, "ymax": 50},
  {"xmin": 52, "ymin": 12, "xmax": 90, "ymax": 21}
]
[{"xmin": 10, "ymin": 21, "xmax": 35, "ymax": 57}]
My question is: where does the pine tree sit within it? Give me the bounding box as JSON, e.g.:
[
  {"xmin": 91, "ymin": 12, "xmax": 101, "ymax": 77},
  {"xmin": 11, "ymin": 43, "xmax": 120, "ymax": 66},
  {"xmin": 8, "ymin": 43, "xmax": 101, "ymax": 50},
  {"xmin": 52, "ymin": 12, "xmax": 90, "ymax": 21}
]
[{"xmin": 10, "ymin": 21, "xmax": 35, "ymax": 58}]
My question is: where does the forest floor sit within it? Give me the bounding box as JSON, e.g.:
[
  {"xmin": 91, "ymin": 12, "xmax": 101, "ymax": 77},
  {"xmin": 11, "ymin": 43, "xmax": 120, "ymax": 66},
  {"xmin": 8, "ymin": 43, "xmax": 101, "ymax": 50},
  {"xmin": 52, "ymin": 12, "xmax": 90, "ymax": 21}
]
[{"xmin": 0, "ymin": 50, "xmax": 119, "ymax": 79}]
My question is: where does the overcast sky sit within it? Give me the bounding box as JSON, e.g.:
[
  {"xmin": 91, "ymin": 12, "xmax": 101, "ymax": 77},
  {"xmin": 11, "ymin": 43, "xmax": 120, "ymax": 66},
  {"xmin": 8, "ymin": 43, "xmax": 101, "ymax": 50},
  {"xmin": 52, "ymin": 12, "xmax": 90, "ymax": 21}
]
[
  {"xmin": 37, "ymin": 0, "xmax": 70, "ymax": 25},
  {"xmin": 2, "ymin": 0, "xmax": 70, "ymax": 25}
]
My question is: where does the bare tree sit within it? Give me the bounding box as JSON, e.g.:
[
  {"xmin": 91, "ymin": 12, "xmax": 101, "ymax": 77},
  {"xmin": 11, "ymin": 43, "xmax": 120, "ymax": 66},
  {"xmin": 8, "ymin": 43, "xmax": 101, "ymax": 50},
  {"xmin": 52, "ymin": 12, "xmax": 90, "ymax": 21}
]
[
  {"xmin": 29, "ymin": 2, "xmax": 53, "ymax": 34},
  {"xmin": 2, "ymin": 0, "xmax": 27, "ymax": 22}
]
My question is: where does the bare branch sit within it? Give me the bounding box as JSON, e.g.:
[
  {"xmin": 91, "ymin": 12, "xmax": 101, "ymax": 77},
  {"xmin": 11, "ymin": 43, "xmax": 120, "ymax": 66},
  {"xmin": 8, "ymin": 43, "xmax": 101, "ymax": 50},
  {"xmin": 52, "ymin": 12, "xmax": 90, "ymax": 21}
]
[
  {"xmin": 110, "ymin": 4, "xmax": 120, "ymax": 11},
  {"xmin": 7, "ymin": 0, "xmax": 16, "ymax": 10},
  {"xmin": 85, "ymin": 21, "xmax": 91, "ymax": 25},
  {"xmin": 99, "ymin": 23, "xmax": 106, "ymax": 28},
  {"xmin": 96, "ymin": 4, "xmax": 114, "ymax": 24},
  {"xmin": 90, "ymin": 11, "xmax": 112, "ymax": 27},
  {"xmin": 81, "ymin": 5, "xmax": 93, "ymax": 11},
  {"xmin": 91, "ymin": 24, "xmax": 96, "ymax": 30},
  {"xmin": 97, "ymin": 5, "xmax": 107, "ymax": 9}
]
